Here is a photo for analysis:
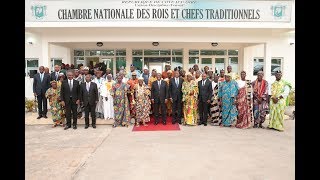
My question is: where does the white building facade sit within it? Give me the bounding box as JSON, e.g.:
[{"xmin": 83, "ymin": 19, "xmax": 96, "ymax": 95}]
[{"xmin": 25, "ymin": 0, "xmax": 295, "ymax": 99}]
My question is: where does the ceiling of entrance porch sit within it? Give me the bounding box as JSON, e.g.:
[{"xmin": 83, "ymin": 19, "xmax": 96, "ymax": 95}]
[{"xmin": 50, "ymin": 42, "xmax": 260, "ymax": 49}]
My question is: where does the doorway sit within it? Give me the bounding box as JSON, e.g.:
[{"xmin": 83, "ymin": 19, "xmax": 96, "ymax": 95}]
[
  {"xmin": 86, "ymin": 57, "xmax": 99, "ymax": 67},
  {"xmin": 144, "ymin": 57, "xmax": 171, "ymax": 73}
]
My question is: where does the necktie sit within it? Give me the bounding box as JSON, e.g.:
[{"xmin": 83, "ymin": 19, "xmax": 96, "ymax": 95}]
[
  {"xmin": 158, "ymin": 81, "xmax": 161, "ymax": 89},
  {"xmin": 202, "ymin": 80, "xmax": 205, "ymax": 86},
  {"xmin": 40, "ymin": 73, "xmax": 43, "ymax": 82},
  {"xmin": 55, "ymin": 72, "xmax": 58, "ymax": 80},
  {"xmin": 86, "ymin": 83, "xmax": 90, "ymax": 92},
  {"xmin": 69, "ymin": 80, "xmax": 73, "ymax": 91},
  {"xmin": 176, "ymin": 78, "xmax": 179, "ymax": 87}
]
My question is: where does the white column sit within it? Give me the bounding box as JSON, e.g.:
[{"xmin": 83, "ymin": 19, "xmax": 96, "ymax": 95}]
[
  {"xmin": 264, "ymin": 43, "xmax": 272, "ymax": 83},
  {"xmin": 182, "ymin": 48, "xmax": 189, "ymax": 71},
  {"xmin": 41, "ymin": 40, "xmax": 50, "ymax": 68},
  {"xmin": 126, "ymin": 48, "xmax": 132, "ymax": 73}
]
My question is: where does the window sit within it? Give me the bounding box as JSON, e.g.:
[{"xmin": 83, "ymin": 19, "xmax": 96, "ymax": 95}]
[
  {"xmin": 253, "ymin": 58, "xmax": 264, "ymax": 75},
  {"xmin": 144, "ymin": 50, "xmax": 171, "ymax": 56},
  {"xmin": 229, "ymin": 57, "xmax": 238, "ymax": 73},
  {"xmin": 271, "ymin": 57, "xmax": 283, "ymax": 75},
  {"xmin": 228, "ymin": 50, "xmax": 239, "ymax": 56},
  {"xmin": 101, "ymin": 50, "xmax": 114, "ymax": 56},
  {"xmin": 51, "ymin": 58, "xmax": 62, "ymax": 73},
  {"xmin": 189, "ymin": 50, "xmax": 199, "ymax": 56},
  {"xmin": 25, "ymin": 58, "xmax": 39, "ymax": 77},
  {"xmin": 132, "ymin": 50, "xmax": 143, "ymax": 56},
  {"xmin": 116, "ymin": 49, "xmax": 126, "ymax": 56},
  {"xmin": 213, "ymin": 50, "xmax": 226, "ymax": 55},
  {"xmin": 172, "ymin": 50, "xmax": 183, "ymax": 56},
  {"xmin": 189, "ymin": 57, "xmax": 199, "ymax": 68},
  {"xmin": 74, "ymin": 50, "xmax": 84, "ymax": 56}
]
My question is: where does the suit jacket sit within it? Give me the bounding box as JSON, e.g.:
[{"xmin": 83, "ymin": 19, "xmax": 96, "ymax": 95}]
[
  {"xmin": 151, "ymin": 80, "xmax": 168, "ymax": 103},
  {"xmin": 33, "ymin": 73, "xmax": 51, "ymax": 95},
  {"xmin": 80, "ymin": 82, "xmax": 98, "ymax": 106},
  {"xmin": 198, "ymin": 79, "xmax": 212, "ymax": 102},
  {"xmin": 169, "ymin": 77, "xmax": 184, "ymax": 101},
  {"xmin": 50, "ymin": 71, "xmax": 61, "ymax": 81},
  {"xmin": 60, "ymin": 79, "xmax": 80, "ymax": 104}
]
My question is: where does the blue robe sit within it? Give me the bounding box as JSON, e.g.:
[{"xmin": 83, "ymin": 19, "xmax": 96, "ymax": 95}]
[{"xmin": 218, "ymin": 80, "xmax": 239, "ymax": 126}]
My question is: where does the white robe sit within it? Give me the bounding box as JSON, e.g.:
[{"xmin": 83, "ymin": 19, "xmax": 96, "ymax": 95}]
[
  {"xmin": 101, "ymin": 80, "xmax": 115, "ymax": 119},
  {"xmin": 92, "ymin": 77, "xmax": 105, "ymax": 114}
]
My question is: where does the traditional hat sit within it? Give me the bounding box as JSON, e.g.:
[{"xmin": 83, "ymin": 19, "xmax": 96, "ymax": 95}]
[
  {"xmin": 225, "ymin": 73, "xmax": 232, "ymax": 77},
  {"xmin": 138, "ymin": 76, "xmax": 144, "ymax": 80},
  {"xmin": 106, "ymin": 68, "xmax": 111, "ymax": 70},
  {"xmin": 186, "ymin": 72, "xmax": 192, "ymax": 76},
  {"xmin": 58, "ymin": 73, "xmax": 65, "ymax": 76},
  {"xmin": 132, "ymin": 72, "xmax": 137, "ymax": 76},
  {"xmin": 143, "ymin": 65, "xmax": 148, "ymax": 70},
  {"xmin": 167, "ymin": 70, "xmax": 173, "ymax": 73}
]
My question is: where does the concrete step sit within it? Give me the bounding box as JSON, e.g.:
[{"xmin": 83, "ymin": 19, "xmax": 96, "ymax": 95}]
[{"xmin": 25, "ymin": 112, "xmax": 115, "ymax": 125}]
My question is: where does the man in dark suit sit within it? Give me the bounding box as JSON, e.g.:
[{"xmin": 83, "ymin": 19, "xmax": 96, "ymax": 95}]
[
  {"xmin": 169, "ymin": 70, "xmax": 184, "ymax": 124},
  {"xmin": 80, "ymin": 74, "xmax": 98, "ymax": 129},
  {"xmin": 50, "ymin": 65, "xmax": 61, "ymax": 81},
  {"xmin": 151, "ymin": 73, "xmax": 169, "ymax": 125},
  {"xmin": 33, "ymin": 66, "xmax": 51, "ymax": 119},
  {"xmin": 198, "ymin": 73, "xmax": 212, "ymax": 126},
  {"xmin": 60, "ymin": 70, "xmax": 80, "ymax": 130}
]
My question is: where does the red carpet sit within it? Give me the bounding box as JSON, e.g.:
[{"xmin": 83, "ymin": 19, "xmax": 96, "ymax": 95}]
[{"xmin": 132, "ymin": 116, "xmax": 180, "ymax": 131}]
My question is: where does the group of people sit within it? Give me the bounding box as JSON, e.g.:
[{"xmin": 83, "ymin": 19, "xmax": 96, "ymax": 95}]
[{"xmin": 33, "ymin": 63, "xmax": 292, "ymax": 131}]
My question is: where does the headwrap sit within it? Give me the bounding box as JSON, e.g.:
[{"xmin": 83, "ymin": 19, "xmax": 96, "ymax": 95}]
[{"xmin": 50, "ymin": 80, "xmax": 57, "ymax": 84}]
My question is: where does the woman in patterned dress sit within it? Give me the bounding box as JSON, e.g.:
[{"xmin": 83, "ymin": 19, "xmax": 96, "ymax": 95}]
[
  {"xmin": 235, "ymin": 71, "xmax": 253, "ymax": 129},
  {"xmin": 218, "ymin": 73, "xmax": 238, "ymax": 127},
  {"xmin": 182, "ymin": 73, "xmax": 199, "ymax": 126},
  {"xmin": 134, "ymin": 77, "xmax": 151, "ymax": 127},
  {"xmin": 111, "ymin": 74, "xmax": 131, "ymax": 128},
  {"xmin": 45, "ymin": 81, "xmax": 64, "ymax": 127}
]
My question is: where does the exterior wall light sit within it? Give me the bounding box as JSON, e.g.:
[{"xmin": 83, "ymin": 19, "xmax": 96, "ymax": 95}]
[
  {"xmin": 211, "ymin": 42, "xmax": 218, "ymax": 47},
  {"xmin": 96, "ymin": 42, "xmax": 103, "ymax": 47},
  {"xmin": 152, "ymin": 42, "xmax": 159, "ymax": 46}
]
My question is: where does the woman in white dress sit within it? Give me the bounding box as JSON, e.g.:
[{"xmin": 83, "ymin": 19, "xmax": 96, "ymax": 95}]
[
  {"xmin": 101, "ymin": 74, "xmax": 115, "ymax": 120},
  {"xmin": 92, "ymin": 70, "xmax": 105, "ymax": 119}
]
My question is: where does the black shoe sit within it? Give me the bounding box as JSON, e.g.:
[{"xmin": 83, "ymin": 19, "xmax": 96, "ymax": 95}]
[
  {"xmin": 43, "ymin": 115, "xmax": 48, "ymax": 119},
  {"xmin": 37, "ymin": 115, "xmax": 42, "ymax": 119},
  {"xmin": 204, "ymin": 124, "xmax": 207, "ymax": 126},
  {"xmin": 154, "ymin": 122, "xmax": 158, "ymax": 125},
  {"xmin": 92, "ymin": 125, "xmax": 96, "ymax": 128},
  {"xmin": 198, "ymin": 122, "xmax": 202, "ymax": 125},
  {"xmin": 253, "ymin": 124, "xmax": 258, "ymax": 128},
  {"xmin": 85, "ymin": 125, "xmax": 89, "ymax": 129},
  {"xmin": 178, "ymin": 122, "xmax": 182, "ymax": 125},
  {"xmin": 73, "ymin": 126, "xmax": 77, "ymax": 129},
  {"xmin": 172, "ymin": 121, "xmax": 176, "ymax": 124},
  {"xmin": 64, "ymin": 126, "xmax": 71, "ymax": 130},
  {"xmin": 163, "ymin": 122, "xmax": 166, "ymax": 125}
]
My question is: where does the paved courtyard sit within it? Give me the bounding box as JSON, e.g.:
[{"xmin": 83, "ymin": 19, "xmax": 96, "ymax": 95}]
[{"xmin": 26, "ymin": 117, "xmax": 294, "ymax": 180}]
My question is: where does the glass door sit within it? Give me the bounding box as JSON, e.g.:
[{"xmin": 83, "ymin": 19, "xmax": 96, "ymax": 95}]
[
  {"xmin": 200, "ymin": 57, "xmax": 212, "ymax": 71},
  {"xmin": 214, "ymin": 57, "xmax": 226, "ymax": 74},
  {"xmin": 100, "ymin": 57, "xmax": 115, "ymax": 76}
]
